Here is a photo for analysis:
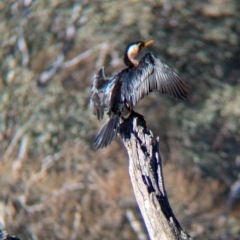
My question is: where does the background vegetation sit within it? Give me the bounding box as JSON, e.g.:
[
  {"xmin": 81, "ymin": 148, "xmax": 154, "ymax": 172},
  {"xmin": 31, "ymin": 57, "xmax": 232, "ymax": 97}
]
[{"xmin": 0, "ymin": 0, "xmax": 240, "ymax": 239}]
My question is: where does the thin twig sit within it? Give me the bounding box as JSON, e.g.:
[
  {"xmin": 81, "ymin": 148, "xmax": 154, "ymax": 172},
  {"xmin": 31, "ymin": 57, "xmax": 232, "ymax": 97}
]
[
  {"xmin": 38, "ymin": 54, "xmax": 65, "ymax": 85},
  {"xmin": 38, "ymin": 42, "xmax": 108, "ymax": 85},
  {"xmin": 69, "ymin": 205, "xmax": 82, "ymax": 240},
  {"xmin": 126, "ymin": 209, "xmax": 148, "ymax": 240},
  {"xmin": 24, "ymin": 150, "xmax": 66, "ymax": 194},
  {"xmin": 61, "ymin": 42, "xmax": 108, "ymax": 69},
  {"xmin": 3, "ymin": 117, "xmax": 34, "ymax": 161},
  {"xmin": 11, "ymin": 134, "xmax": 30, "ymax": 174},
  {"xmin": 18, "ymin": 27, "xmax": 29, "ymax": 67},
  {"xmin": 19, "ymin": 182, "xmax": 84, "ymax": 213}
]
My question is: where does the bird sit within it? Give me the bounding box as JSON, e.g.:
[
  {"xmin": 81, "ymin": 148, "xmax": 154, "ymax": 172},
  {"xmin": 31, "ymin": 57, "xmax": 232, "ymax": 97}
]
[{"xmin": 91, "ymin": 40, "xmax": 189, "ymax": 149}]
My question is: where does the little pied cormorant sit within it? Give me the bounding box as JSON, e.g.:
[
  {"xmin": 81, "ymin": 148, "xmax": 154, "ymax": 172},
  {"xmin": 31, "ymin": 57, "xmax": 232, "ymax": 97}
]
[{"xmin": 91, "ymin": 40, "xmax": 189, "ymax": 149}]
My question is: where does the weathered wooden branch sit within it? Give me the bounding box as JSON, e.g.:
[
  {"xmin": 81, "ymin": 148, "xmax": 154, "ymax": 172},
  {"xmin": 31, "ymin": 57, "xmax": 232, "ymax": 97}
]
[{"xmin": 119, "ymin": 111, "xmax": 193, "ymax": 240}]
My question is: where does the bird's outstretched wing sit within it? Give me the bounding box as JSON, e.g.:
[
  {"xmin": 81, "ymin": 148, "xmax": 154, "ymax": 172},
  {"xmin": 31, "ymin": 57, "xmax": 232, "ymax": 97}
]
[
  {"xmin": 91, "ymin": 67, "xmax": 116, "ymax": 120},
  {"xmin": 120, "ymin": 52, "xmax": 189, "ymax": 108}
]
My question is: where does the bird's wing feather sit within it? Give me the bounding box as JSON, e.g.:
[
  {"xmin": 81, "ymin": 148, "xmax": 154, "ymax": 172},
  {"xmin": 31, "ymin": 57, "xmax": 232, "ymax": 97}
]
[
  {"xmin": 120, "ymin": 53, "xmax": 189, "ymax": 108},
  {"xmin": 91, "ymin": 67, "xmax": 116, "ymax": 120}
]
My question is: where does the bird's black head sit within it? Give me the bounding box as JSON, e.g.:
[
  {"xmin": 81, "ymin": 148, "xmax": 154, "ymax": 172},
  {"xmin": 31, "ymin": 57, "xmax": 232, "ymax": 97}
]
[{"xmin": 123, "ymin": 40, "xmax": 154, "ymax": 68}]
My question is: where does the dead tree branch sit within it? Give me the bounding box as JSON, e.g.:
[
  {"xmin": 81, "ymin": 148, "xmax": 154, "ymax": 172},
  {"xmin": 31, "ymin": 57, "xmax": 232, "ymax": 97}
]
[{"xmin": 119, "ymin": 112, "xmax": 192, "ymax": 240}]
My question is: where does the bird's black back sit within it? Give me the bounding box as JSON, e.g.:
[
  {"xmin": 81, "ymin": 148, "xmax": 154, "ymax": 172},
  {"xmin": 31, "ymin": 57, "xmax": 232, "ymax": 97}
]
[{"xmin": 119, "ymin": 52, "xmax": 189, "ymax": 108}]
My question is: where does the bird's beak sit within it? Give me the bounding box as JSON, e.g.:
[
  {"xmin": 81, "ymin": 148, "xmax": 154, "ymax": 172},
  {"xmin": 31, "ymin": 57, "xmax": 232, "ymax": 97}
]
[{"xmin": 144, "ymin": 40, "xmax": 154, "ymax": 47}]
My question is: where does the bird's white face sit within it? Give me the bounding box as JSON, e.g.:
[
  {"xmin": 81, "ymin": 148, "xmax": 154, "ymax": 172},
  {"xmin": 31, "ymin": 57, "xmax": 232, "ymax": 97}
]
[
  {"xmin": 127, "ymin": 44, "xmax": 140, "ymax": 59},
  {"xmin": 127, "ymin": 43, "xmax": 141, "ymax": 66}
]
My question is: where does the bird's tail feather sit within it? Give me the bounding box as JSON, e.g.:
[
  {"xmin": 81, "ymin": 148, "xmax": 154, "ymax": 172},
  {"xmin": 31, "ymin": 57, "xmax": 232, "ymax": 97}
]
[{"xmin": 94, "ymin": 116, "xmax": 119, "ymax": 149}]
